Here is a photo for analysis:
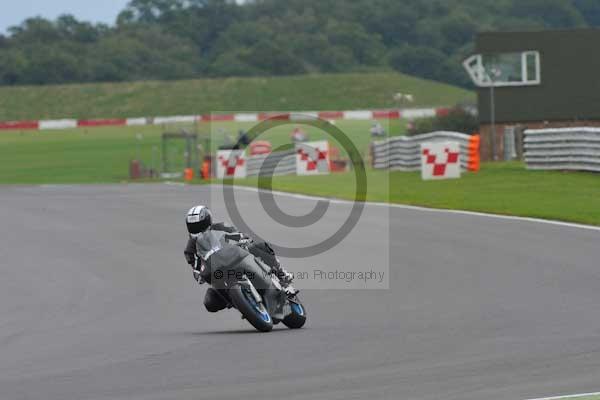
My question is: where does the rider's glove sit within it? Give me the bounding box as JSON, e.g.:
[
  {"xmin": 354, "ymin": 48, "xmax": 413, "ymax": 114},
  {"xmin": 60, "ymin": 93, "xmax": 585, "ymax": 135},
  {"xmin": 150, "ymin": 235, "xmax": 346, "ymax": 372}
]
[
  {"xmin": 193, "ymin": 268, "xmax": 205, "ymax": 284},
  {"xmin": 192, "ymin": 259, "xmax": 206, "ymax": 284}
]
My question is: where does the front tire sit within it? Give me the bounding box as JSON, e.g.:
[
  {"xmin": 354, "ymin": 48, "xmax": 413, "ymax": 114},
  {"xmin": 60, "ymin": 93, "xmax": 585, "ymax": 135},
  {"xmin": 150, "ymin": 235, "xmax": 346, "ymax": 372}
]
[
  {"xmin": 230, "ymin": 284, "xmax": 273, "ymax": 332},
  {"xmin": 283, "ymin": 300, "xmax": 306, "ymax": 329}
]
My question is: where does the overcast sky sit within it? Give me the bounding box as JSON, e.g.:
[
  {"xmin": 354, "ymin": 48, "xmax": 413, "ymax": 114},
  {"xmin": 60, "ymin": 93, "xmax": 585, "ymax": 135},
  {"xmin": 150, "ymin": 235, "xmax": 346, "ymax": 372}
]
[{"xmin": 0, "ymin": 0, "xmax": 131, "ymax": 34}]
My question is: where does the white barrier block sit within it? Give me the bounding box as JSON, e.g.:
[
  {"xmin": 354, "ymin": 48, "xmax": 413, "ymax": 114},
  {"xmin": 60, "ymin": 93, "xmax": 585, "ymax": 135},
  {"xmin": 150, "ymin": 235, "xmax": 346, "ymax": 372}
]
[
  {"xmin": 402, "ymin": 108, "xmax": 436, "ymax": 120},
  {"xmin": 39, "ymin": 119, "xmax": 78, "ymax": 130},
  {"xmin": 153, "ymin": 115, "xmax": 198, "ymax": 125},
  {"xmin": 296, "ymin": 140, "xmax": 330, "ymax": 175},
  {"xmin": 290, "ymin": 112, "xmax": 319, "ymax": 121},
  {"xmin": 421, "ymin": 141, "xmax": 461, "ymax": 180},
  {"xmin": 343, "ymin": 110, "xmax": 373, "ymax": 120},
  {"xmin": 126, "ymin": 117, "xmax": 148, "ymax": 126},
  {"xmin": 234, "ymin": 113, "xmax": 259, "ymax": 122},
  {"xmin": 216, "ymin": 150, "xmax": 247, "ymax": 179}
]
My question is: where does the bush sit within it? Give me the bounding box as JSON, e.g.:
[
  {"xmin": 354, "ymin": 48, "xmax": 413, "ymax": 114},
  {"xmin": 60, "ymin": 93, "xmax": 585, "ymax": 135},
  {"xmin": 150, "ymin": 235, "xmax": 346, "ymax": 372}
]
[{"xmin": 408, "ymin": 107, "xmax": 478, "ymax": 135}]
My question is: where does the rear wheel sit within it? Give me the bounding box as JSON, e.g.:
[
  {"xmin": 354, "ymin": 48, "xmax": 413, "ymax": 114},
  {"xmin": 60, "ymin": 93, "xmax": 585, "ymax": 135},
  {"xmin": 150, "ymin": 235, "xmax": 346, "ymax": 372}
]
[
  {"xmin": 230, "ymin": 284, "xmax": 273, "ymax": 332},
  {"xmin": 283, "ymin": 300, "xmax": 306, "ymax": 329}
]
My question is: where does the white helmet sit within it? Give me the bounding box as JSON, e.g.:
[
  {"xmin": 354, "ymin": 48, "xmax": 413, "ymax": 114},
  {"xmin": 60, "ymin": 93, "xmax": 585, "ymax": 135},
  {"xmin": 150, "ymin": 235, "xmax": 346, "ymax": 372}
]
[{"xmin": 186, "ymin": 205, "xmax": 212, "ymax": 235}]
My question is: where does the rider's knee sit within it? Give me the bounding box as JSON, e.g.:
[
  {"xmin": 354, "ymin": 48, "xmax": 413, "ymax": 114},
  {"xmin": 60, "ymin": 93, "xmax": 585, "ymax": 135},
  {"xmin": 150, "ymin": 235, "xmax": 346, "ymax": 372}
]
[{"xmin": 204, "ymin": 288, "xmax": 226, "ymax": 313}]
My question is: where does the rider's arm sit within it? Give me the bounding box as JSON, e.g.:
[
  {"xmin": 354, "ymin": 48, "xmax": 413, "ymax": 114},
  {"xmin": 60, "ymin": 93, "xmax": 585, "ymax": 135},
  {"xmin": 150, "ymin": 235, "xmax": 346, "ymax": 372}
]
[
  {"xmin": 224, "ymin": 232, "xmax": 251, "ymax": 244},
  {"xmin": 185, "ymin": 236, "xmax": 206, "ymax": 284},
  {"xmin": 211, "ymin": 222, "xmax": 238, "ymax": 233},
  {"xmin": 211, "ymin": 222, "xmax": 251, "ymax": 243},
  {"xmin": 184, "ymin": 237, "xmax": 196, "ymax": 266}
]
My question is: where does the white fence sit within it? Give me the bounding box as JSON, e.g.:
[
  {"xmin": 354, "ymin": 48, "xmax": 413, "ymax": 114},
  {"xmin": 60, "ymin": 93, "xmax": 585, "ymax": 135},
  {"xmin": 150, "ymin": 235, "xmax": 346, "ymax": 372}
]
[
  {"xmin": 371, "ymin": 131, "xmax": 475, "ymax": 171},
  {"xmin": 524, "ymin": 127, "xmax": 600, "ymax": 172}
]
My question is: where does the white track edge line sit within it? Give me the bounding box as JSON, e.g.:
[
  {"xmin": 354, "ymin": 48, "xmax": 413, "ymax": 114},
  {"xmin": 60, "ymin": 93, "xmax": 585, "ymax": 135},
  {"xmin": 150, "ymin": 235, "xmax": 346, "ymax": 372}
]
[
  {"xmin": 211, "ymin": 184, "xmax": 600, "ymax": 233},
  {"xmin": 525, "ymin": 391, "xmax": 600, "ymax": 400}
]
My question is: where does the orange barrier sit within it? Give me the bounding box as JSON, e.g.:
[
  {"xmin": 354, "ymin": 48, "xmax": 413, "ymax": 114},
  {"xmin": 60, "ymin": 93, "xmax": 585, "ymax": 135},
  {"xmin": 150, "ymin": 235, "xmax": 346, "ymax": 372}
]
[
  {"xmin": 328, "ymin": 145, "xmax": 348, "ymax": 172},
  {"xmin": 129, "ymin": 160, "xmax": 142, "ymax": 180},
  {"xmin": 467, "ymin": 134, "xmax": 480, "ymax": 172},
  {"xmin": 184, "ymin": 168, "xmax": 194, "ymax": 181},
  {"xmin": 201, "ymin": 159, "xmax": 211, "ymax": 180}
]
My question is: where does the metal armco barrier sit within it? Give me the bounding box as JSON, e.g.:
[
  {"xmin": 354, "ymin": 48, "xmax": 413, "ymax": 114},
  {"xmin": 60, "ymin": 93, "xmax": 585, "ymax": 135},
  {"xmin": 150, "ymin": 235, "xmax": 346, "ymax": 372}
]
[
  {"xmin": 524, "ymin": 127, "xmax": 600, "ymax": 172},
  {"xmin": 371, "ymin": 131, "xmax": 480, "ymax": 172},
  {"xmin": 246, "ymin": 150, "xmax": 297, "ymax": 177}
]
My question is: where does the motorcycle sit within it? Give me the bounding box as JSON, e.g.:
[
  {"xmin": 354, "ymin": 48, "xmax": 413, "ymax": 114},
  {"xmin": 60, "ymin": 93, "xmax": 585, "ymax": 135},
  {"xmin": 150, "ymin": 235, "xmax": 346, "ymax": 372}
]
[{"xmin": 200, "ymin": 237, "xmax": 307, "ymax": 332}]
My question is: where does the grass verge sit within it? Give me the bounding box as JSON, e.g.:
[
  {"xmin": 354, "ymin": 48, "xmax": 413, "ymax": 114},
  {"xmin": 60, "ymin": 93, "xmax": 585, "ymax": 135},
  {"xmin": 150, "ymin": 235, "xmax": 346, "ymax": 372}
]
[{"xmin": 228, "ymin": 163, "xmax": 600, "ymax": 226}]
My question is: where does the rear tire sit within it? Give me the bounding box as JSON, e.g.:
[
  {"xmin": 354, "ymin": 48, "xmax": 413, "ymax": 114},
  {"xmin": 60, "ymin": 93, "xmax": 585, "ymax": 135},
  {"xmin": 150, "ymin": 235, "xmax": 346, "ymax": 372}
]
[
  {"xmin": 283, "ymin": 300, "xmax": 306, "ymax": 329},
  {"xmin": 230, "ymin": 284, "xmax": 273, "ymax": 332}
]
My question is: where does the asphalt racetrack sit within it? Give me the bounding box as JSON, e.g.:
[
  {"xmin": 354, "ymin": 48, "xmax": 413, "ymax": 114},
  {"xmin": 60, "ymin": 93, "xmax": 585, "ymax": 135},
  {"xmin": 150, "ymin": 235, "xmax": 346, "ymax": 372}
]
[{"xmin": 1, "ymin": 184, "xmax": 600, "ymax": 400}]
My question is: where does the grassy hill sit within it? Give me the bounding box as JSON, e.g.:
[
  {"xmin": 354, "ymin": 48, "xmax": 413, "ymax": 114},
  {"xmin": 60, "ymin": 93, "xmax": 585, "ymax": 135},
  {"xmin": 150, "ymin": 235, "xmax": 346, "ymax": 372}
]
[{"xmin": 0, "ymin": 72, "xmax": 473, "ymax": 121}]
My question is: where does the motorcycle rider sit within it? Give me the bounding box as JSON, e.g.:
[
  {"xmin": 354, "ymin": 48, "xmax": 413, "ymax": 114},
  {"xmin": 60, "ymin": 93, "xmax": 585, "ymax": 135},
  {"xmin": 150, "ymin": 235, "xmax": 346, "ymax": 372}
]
[{"xmin": 184, "ymin": 205, "xmax": 294, "ymax": 313}]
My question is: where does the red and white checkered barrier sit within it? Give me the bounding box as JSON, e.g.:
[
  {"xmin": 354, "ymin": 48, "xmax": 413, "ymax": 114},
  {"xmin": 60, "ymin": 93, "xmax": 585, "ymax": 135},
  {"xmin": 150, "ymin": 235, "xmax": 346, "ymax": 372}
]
[
  {"xmin": 0, "ymin": 108, "xmax": 448, "ymax": 131},
  {"xmin": 420, "ymin": 142, "xmax": 461, "ymax": 180},
  {"xmin": 296, "ymin": 141, "xmax": 330, "ymax": 175},
  {"xmin": 215, "ymin": 142, "xmax": 333, "ymax": 180},
  {"xmin": 216, "ymin": 150, "xmax": 247, "ymax": 178}
]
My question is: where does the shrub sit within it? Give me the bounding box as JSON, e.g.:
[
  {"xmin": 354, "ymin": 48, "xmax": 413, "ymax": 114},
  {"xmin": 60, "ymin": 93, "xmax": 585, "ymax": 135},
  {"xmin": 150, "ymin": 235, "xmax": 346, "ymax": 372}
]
[{"xmin": 408, "ymin": 107, "xmax": 478, "ymax": 135}]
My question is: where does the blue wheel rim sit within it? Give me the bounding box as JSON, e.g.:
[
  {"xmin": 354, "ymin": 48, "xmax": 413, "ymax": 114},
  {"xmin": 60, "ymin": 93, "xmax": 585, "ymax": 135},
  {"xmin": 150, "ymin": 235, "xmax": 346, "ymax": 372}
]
[
  {"xmin": 243, "ymin": 288, "xmax": 271, "ymax": 323},
  {"xmin": 291, "ymin": 302, "xmax": 304, "ymax": 316}
]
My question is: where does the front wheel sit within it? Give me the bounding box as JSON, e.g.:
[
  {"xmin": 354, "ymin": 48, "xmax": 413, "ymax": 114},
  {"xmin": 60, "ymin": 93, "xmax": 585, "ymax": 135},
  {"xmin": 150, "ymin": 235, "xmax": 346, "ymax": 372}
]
[
  {"xmin": 283, "ymin": 299, "xmax": 306, "ymax": 329},
  {"xmin": 230, "ymin": 284, "xmax": 273, "ymax": 332}
]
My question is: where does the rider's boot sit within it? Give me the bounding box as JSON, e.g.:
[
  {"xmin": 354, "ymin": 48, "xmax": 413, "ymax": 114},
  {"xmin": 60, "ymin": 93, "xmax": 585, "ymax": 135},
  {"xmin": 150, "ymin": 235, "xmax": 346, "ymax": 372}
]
[
  {"xmin": 271, "ymin": 261, "xmax": 293, "ymax": 285},
  {"xmin": 274, "ymin": 264, "xmax": 298, "ymax": 295}
]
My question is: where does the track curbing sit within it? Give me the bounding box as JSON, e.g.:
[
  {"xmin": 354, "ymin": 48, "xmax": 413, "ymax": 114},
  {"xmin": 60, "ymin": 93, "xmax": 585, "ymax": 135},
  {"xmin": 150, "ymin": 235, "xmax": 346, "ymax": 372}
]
[{"xmin": 525, "ymin": 392, "xmax": 600, "ymax": 400}]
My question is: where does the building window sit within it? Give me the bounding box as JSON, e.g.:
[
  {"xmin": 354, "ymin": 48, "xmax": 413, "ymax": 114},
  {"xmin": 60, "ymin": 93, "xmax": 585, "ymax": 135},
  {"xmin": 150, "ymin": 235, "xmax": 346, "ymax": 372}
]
[{"xmin": 463, "ymin": 51, "xmax": 541, "ymax": 87}]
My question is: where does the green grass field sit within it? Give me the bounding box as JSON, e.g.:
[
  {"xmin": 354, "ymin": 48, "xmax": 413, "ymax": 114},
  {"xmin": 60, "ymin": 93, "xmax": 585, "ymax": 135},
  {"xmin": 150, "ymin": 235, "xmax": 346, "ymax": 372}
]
[
  {"xmin": 0, "ymin": 119, "xmax": 400, "ymax": 183},
  {"xmin": 0, "ymin": 72, "xmax": 473, "ymax": 120}
]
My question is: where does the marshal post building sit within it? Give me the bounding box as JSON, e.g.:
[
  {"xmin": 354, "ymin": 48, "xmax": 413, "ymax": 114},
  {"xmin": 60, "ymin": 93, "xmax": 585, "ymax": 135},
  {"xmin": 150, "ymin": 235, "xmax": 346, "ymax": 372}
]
[{"xmin": 464, "ymin": 29, "xmax": 600, "ymax": 161}]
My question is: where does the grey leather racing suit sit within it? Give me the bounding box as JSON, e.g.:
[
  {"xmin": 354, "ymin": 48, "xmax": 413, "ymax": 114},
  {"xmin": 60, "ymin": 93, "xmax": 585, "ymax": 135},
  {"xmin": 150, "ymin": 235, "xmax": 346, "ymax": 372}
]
[{"xmin": 183, "ymin": 222, "xmax": 291, "ymax": 312}]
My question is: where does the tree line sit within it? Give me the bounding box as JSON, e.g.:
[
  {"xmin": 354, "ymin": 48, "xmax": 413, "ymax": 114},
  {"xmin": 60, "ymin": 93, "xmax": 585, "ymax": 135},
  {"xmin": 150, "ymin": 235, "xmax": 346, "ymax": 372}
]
[{"xmin": 1, "ymin": 0, "xmax": 598, "ymax": 87}]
